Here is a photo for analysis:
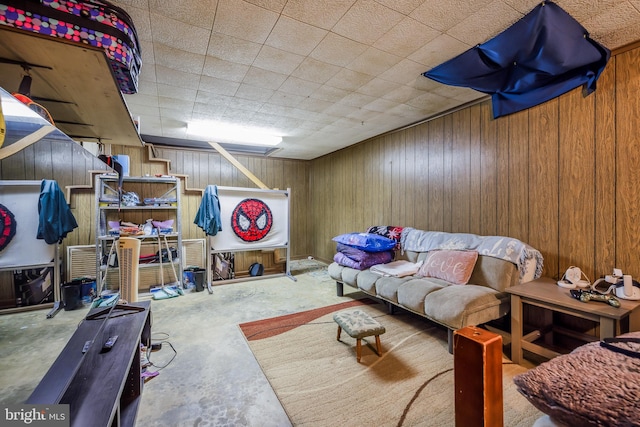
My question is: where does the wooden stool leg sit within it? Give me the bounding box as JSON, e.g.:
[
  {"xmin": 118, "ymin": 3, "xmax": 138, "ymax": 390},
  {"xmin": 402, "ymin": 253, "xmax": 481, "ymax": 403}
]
[
  {"xmin": 356, "ymin": 339, "xmax": 362, "ymax": 363},
  {"xmin": 337, "ymin": 326, "xmax": 342, "ymax": 341},
  {"xmin": 375, "ymin": 335, "xmax": 382, "ymax": 356}
]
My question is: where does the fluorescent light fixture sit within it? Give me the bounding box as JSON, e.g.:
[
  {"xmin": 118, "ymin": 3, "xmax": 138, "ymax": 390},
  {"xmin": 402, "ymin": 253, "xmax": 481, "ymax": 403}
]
[{"xmin": 187, "ymin": 121, "xmax": 282, "ymax": 146}]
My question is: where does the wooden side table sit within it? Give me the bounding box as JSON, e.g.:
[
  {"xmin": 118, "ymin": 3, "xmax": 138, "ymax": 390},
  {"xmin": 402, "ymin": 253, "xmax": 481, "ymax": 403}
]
[{"xmin": 506, "ymin": 277, "xmax": 640, "ymax": 364}]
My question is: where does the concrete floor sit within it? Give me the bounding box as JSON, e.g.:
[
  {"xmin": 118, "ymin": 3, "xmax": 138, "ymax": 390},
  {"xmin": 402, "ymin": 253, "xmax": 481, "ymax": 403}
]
[{"xmin": 0, "ymin": 260, "xmax": 359, "ymax": 426}]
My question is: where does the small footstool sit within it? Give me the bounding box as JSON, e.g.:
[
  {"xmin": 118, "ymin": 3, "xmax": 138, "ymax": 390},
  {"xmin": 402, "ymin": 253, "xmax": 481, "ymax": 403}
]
[{"xmin": 333, "ymin": 309, "xmax": 385, "ymax": 362}]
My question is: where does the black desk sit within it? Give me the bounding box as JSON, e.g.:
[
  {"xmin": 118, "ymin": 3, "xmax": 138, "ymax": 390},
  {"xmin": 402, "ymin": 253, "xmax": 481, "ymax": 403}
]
[{"xmin": 27, "ymin": 301, "xmax": 151, "ymax": 427}]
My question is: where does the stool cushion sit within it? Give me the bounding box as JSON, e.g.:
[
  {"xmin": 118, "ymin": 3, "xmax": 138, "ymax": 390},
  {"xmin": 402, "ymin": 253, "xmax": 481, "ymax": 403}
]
[{"xmin": 333, "ymin": 309, "xmax": 385, "ymax": 339}]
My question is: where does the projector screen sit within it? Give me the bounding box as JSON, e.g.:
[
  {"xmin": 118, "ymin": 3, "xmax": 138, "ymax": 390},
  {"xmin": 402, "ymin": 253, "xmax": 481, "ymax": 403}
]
[
  {"xmin": 208, "ymin": 186, "xmax": 289, "ymax": 252},
  {"xmin": 0, "ymin": 181, "xmax": 56, "ymax": 268}
]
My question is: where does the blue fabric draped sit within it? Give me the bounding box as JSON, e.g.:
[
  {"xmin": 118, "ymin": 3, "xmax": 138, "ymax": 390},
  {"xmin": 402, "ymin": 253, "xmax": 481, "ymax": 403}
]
[{"xmin": 423, "ymin": 1, "xmax": 610, "ymax": 118}]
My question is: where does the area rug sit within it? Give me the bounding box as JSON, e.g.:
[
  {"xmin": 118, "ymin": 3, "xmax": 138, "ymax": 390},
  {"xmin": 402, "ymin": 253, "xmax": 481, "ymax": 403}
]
[{"xmin": 240, "ymin": 301, "xmax": 542, "ymax": 426}]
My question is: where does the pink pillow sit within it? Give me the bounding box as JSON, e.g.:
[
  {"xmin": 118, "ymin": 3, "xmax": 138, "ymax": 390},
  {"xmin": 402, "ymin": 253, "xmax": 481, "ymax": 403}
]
[{"xmin": 418, "ymin": 250, "xmax": 478, "ymax": 285}]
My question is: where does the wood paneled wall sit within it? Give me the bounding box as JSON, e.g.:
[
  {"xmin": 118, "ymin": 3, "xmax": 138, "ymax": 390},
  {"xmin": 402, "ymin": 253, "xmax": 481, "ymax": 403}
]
[
  {"xmin": 104, "ymin": 145, "xmax": 313, "ymax": 260},
  {"xmin": 310, "ymin": 46, "xmax": 640, "ymax": 282}
]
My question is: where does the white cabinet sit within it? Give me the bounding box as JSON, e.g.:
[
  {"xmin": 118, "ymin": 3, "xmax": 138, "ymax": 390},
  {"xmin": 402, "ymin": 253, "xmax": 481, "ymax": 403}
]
[{"xmin": 95, "ymin": 175, "xmax": 182, "ymax": 294}]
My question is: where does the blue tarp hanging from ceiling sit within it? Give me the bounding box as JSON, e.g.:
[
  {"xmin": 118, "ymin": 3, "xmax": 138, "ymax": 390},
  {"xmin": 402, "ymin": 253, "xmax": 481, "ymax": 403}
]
[{"xmin": 422, "ymin": 1, "xmax": 611, "ymax": 118}]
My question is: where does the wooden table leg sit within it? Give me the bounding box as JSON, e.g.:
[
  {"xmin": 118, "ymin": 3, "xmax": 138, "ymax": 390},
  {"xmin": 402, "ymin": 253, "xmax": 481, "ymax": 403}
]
[
  {"xmin": 511, "ymin": 294, "xmax": 523, "ymax": 364},
  {"xmin": 356, "ymin": 339, "xmax": 362, "ymax": 363},
  {"xmin": 375, "ymin": 335, "xmax": 382, "ymax": 356},
  {"xmin": 599, "ymin": 316, "xmax": 615, "ymax": 340},
  {"xmin": 337, "ymin": 326, "xmax": 342, "ymax": 341}
]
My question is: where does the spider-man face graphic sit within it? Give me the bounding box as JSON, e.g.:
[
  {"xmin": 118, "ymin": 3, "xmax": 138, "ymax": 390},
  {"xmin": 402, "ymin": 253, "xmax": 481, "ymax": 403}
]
[
  {"xmin": 0, "ymin": 203, "xmax": 17, "ymax": 252},
  {"xmin": 231, "ymin": 198, "xmax": 273, "ymax": 242}
]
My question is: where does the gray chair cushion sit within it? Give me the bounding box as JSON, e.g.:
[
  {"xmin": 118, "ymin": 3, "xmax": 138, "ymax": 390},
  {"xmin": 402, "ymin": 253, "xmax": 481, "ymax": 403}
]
[
  {"xmin": 424, "ymin": 285, "xmax": 508, "ymax": 329},
  {"xmin": 396, "ymin": 278, "xmax": 447, "ymax": 314}
]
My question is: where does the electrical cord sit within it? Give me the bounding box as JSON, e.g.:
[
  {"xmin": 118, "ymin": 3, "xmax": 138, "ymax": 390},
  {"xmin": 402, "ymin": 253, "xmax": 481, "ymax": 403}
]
[{"xmin": 143, "ymin": 332, "xmax": 177, "ymax": 371}]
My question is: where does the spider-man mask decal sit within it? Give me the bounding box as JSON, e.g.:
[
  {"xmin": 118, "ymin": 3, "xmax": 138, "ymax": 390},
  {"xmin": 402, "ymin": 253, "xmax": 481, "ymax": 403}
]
[
  {"xmin": 231, "ymin": 198, "xmax": 273, "ymax": 242},
  {"xmin": 0, "ymin": 203, "xmax": 17, "ymax": 252}
]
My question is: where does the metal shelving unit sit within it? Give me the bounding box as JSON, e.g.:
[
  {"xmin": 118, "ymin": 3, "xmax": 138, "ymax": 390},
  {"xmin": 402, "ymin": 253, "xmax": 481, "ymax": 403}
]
[{"xmin": 95, "ymin": 175, "xmax": 182, "ymax": 294}]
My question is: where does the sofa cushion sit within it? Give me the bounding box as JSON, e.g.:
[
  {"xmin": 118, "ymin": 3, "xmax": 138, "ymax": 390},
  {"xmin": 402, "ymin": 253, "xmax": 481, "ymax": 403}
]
[
  {"xmin": 397, "ymin": 278, "xmax": 447, "ymax": 314},
  {"xmin": 423, "ymin": 285, "xmax": 507, "ymax": 329},
  {"xmin": 374, "ymin": 276, "xmax": 413, "ymax": 303},
  {"xmin": 355, "ymin": 270, "xmax": 380, "ymax": 294},
  {"xmin": 468, "ymin": 255, "xmax": 519, "ymax": 292},
  {"xmin": 328, "ymin": 262, "xmax": 345, "ymax": 282},
  {"xmin": 341, "ymin": 267, "xmax": 361, "ymax": 288},
  {"xmin": 418, "ymin": 250, "xmax": 479, "ymax": 285}
]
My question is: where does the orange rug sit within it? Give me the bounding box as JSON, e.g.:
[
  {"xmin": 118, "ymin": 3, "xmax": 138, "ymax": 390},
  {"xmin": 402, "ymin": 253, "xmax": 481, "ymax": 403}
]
[{"xmin": 239, "ymin": 298, "xmax": 377, "ymax": 341}]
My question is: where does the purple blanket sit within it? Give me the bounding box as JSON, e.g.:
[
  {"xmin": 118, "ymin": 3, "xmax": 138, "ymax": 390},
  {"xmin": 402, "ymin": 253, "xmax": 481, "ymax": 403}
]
[{"xmin": 333, "ymin": 250, "xmax": 394, "ymax": 270}]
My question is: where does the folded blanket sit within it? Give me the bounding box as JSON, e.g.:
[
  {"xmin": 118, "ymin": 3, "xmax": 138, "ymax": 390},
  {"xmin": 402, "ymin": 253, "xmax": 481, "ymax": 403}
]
[
  {"xmin": 400, "ymin": 228, "xmax": 544, "ymax": 281},
  {"xmin": 333, "ymin": 251, "xmax": 394, "ymax": 270},
  {"xmin": 370, "ymin": 260, "xmax": 423, "ymax": 277}
]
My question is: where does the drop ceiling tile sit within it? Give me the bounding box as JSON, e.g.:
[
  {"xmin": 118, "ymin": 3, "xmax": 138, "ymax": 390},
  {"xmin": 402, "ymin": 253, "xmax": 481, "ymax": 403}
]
[
  {"xmin": 251, "ymin": 111, "xmax": 285, "ymax": 125},
  {"xmin": 374, "ymin": 0, "xmax": 425, "ymax": 15},
  {"xmin": 220, "ymin": 107, "xmax": 257, "ymax": 123},
  {"xmin": 356, "ymin": 77, "xmax": 402, "ymax": 98},
  {"xmin": 242, "ymin": 66, "xmax": 288, "ymax": 90},
  {"xmin": 235, "ymin": 83, "xmax": 275, "ymax": 102},
  {"xmin": 158, "ymin": 96, "xmax": 194, "ymax": 112},
  {"xmin": 409, "ymin": 34, "xmax": 471, "ymax": 68},
  {"xmin": 374, "ymin": 16, "xmax": 441, "ymax": 57},
  {"xmin": 582, "ymin": 2, "xmax": 640, "ymax": 43},
  {"xmin": 124, "ymin": 92, "xmax": 159, "ymax": 108},
  {"xmin": 156, "ymin": 66, "xmax": 201, "ymax": 90},
  {"xmin": 202, "ymin": 56, "xmax": 250, "ymax": 82},
  {"xmin": 253, "ymin": 45, "xmax": 305, "ymax": 75},
  {"xmin": 410, "ymin": 0, "xmax": 494, "ymax": 32},
  {"xmin": 150, "ymin": 13, "xmax": 211, "ymax": 55},
  {"xmin": 258, "ymin": 103, "xmax": 295, "ymax": 118},
  {"xmin": 133, "ymin": 78, "xmax": 158, "ymax": 96},
  {"xmin": 323, "ymin": 102, "xmax": 358, "ymax": 117},
  {"xmin": 227, "ymin": 97, "xmax": 265, "ymax": 112},
  {"xmin": 157, "ymin": 84, "xmax": 198, "ymax": 102},
  {"xmin": 325, "ymin": 68, "xmax": 374, "ymax": 91},
  {"xmin": 502, "ymin": 0, "xmax": 545, "ymax": 14},
  {"xmin": 154, "ymin": 43, "xmax": 206, "ymax": 74},
  {"xmin": 296, "ymin": 96, "xmax": 335, "ymax": 113},
  {"xmin": 378, "ymin": 59, "xmax": 429, "ymax": 85},
  {"xmin": 382, "ymin": 84, "xmax": 422, "ymax": 103},
  {"xmin": 213, "ymin": 0, "xmax": 279, "ymax": 43},
  {"xmin": 139, "ymin": 40, "xmax": 156, "ymax": 66},
  {"xmin": 268, "ymin": 90, "xmax": 305, "ymax": 107},
  {"xmin": 339, "ymin": 92, "xmax": 377, "ymax": 108},
  {"xmin": 195, "ymin": 91, "xmax": 233, "ymax": 107},
  {"xmin": 278, "ymin": 77, "xmax": 321, "ymax": 96},
  {"xmin": 347, "ymin": 47, "xmax": 402, "ymax": 76},
  {"xmin": 282, "ymin": 0, "xmax": 354, "ymax": 30},
  {"xmin": 363, "ymin": 97, "xmax": 402, "ymax": 113},
  {"xmin": 332, "ymin": 0, "xmax": 404, "ymax": 45},
  {"xmin": 207, "ymin": 33, "xmax": 262, "ymax": 65},
  {"xmin": 159, "ymin": 107, "xmax": 193, "ymax": 121},
  {"xmin": 310, "ymin": 84, "xmax": 350, "ymax": 102},
  {"xmin": 447, "ymin": 1, "xmax": 522, "ymax": 46},
  {"xmin": 198, "ymin": 74, "xmax": 241, "ymax": 96},
  {"xmin": 245, "ymin": 0, "xmax": 287, "ymax": 13},
  {"xmin": 265, "ymin": 16, "xmax": 328, "ymax": 56},
  {"xmin": 309, "ymin": 32, "xmax": 368, "ymax": 67},
  {"xmin": 291, "ymin": 58, "xmax": 342, "ymax": 84},
  {"xmin": 347, "ymin": 108, "xmax": 380, "ymax": 122},
  {"xmin": 557, "ymin": 0, "xmax": 626, "ymax": 23},
  {"xmin": 193, "ymin": 102, "xmax": 228, "ymax": 118},
  {"xmin": 148, "ymin": 0, "xmax": 217, "ymax": 29}
]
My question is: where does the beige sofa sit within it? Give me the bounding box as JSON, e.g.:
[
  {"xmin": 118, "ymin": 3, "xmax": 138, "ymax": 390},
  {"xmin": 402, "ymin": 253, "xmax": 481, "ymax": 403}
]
[{"xmin": 328, "ymin": 229, "xmax": 543, "ymax": 351}]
